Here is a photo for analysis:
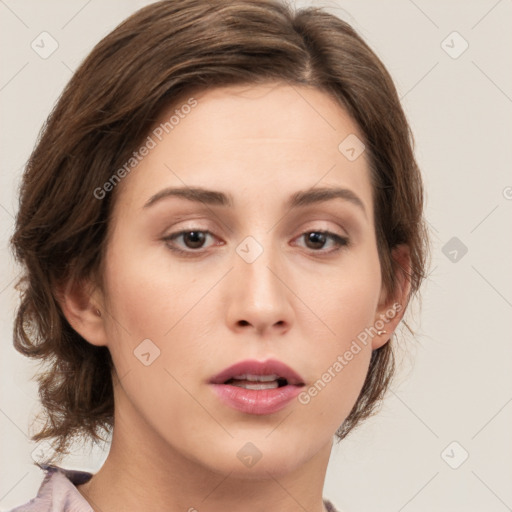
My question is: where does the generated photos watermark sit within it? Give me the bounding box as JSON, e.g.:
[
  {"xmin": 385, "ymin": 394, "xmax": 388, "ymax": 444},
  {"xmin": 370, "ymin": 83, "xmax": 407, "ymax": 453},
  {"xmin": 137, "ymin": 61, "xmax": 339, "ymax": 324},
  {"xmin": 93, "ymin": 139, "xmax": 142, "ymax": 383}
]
[
  {"xmin": 298, "ymin": 302, "xmax": 402, "ymax": 405},
  {"xmin": 93, "ymin": 97, "xmax": 198, "ymax": 200}
]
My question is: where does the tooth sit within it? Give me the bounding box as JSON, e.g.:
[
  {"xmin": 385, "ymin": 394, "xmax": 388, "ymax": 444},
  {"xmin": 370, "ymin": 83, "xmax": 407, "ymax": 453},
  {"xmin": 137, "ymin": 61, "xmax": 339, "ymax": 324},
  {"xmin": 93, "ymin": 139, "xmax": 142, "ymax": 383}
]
[
  {"xmin": 247, "ymin": 374, "xmax": 280, "ymax": 382},
  {"xmin": 231, "ymin": 374, "xmax": 281, "ymax": 382},
  {"xmin": 231, "ymin": 381, "xmax": 279, "ymax": 390}
]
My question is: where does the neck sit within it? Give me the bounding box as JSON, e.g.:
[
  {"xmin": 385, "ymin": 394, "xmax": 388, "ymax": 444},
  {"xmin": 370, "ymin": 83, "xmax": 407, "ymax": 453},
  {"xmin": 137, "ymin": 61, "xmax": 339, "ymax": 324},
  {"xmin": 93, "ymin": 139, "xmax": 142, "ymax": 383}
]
[{"xmin": 77, "ymin": 406, "xmax": 332, "ymax": 512}]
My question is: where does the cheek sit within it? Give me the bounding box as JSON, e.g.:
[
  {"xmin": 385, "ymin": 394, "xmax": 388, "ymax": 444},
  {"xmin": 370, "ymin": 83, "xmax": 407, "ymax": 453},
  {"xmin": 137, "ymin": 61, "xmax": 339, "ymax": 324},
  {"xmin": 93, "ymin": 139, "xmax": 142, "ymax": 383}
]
[
  {"xmin": 299, "ymin": 245, "xmax": 382, "ymax": 343},
  {"xmin": 295, "ymin": 290, "xmax": 376, "ymax": 434},
  {"xmin": 297, "ymin": 350, "xmax": 372, "ymax": 435},
  {"xmin": 100, "ymin": 240, "xmax": 226, "ymax": 383},
  {"xmin": 102, "ymin": 240, "xmax": 198, "ymax": 335},
  {"xmin": 292, "ymin": 249, "xmax": 381, "ymax": 418}
]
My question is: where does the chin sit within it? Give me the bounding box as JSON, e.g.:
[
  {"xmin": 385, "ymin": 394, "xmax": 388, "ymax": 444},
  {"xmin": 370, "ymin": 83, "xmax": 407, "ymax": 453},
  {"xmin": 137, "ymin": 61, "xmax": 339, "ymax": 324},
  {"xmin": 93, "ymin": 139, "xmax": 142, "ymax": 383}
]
[
  {"xmin": 213, "ymin": 455, "xmax": 307, "ymax": 481},
  {"xmin": 192, "ymin": 435, "xmax": 319, "ymax": 480}
]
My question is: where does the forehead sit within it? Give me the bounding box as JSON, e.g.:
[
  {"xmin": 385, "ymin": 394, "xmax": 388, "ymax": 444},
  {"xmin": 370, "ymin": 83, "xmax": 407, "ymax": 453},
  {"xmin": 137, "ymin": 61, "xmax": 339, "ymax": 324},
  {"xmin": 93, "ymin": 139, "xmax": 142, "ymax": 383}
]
[
  {"xmin": 112, "ymin": 82, "xmax": 373, "ymax": 221},
  {"xmin": 172, "ymin": 82, "xmax": 364, "ymax": 153}
]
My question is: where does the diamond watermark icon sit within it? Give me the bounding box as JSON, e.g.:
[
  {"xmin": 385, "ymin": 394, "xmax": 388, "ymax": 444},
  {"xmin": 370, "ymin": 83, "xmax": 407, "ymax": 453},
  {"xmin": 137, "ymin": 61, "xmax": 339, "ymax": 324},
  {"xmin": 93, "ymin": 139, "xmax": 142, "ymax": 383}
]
[
  {"xmin": 442, "ymin": 236, "xmax": 468, "ymax": 263},
  {"xmin": 236, "ymin": 236, "xmax": 264, "ymax": 264},
  {"xmin": 338, "ymin": 134, "xmax": 365, "ymax": 162},
  {"xmin": 134, "ymin": 338, "xmax": 161, "ymax": 366},
  {"xmin": 441, "ymin": 441, "xmax": 469, "ymax": 469},
  {"xmin": 31, "ymin": 31, "xmax": 59, "ymax": 59},
  {"xmin": 31, "ymin": 440, "xmax": 54, "ymax": 463},
  {"xmin": 441, "ymin": 31, "xmax": 469, "ymax": 59},
  {"xmin": 237, "ymin": 442, "xmax": 263, "ymax": 468}
]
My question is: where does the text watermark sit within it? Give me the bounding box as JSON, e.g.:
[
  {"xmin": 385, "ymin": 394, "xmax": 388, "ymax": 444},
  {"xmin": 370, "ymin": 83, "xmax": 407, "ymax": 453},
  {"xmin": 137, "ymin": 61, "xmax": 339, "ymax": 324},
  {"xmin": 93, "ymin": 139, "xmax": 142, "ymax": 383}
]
[{"xmin": 93, "ymin": 97, "xmax": 198, "ymax": 200}]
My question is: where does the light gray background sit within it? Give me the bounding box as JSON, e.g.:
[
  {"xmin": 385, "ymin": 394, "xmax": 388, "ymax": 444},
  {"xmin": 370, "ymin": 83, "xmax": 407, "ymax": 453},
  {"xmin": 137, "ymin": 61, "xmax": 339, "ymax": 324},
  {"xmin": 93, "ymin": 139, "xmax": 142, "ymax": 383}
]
[{"xmin": 1, "ymin": 1, "xmax": 511, "ymax": 511}]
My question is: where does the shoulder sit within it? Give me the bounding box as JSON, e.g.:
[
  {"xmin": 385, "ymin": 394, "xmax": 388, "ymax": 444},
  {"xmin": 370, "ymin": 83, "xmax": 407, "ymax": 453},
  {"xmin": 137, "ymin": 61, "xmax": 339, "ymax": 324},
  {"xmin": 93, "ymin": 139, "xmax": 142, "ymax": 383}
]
[{"xmin": 6, "ymin": 464, "xmax": 94, "ymax": 512}]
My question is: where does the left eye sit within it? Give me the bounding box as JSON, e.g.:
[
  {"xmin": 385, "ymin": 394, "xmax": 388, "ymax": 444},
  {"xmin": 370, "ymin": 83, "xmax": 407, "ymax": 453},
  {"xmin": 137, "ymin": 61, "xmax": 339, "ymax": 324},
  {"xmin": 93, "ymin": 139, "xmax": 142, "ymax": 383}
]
[{"xmin": 294, "ymin": 231, "xmax": 349, "ymax": 252}]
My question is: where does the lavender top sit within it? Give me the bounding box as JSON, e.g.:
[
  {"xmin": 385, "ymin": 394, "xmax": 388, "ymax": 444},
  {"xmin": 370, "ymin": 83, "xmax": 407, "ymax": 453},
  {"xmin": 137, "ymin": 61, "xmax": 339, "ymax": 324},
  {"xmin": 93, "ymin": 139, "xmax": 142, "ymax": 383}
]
[{"xmin": 8, "ymin": 465, "xmax": 341, "ymax": 512}]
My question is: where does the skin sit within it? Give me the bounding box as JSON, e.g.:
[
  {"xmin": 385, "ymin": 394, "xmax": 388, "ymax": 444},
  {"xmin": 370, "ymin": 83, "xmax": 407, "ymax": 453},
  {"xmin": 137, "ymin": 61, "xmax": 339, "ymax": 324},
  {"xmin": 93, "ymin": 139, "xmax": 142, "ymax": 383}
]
[{"xmin": 61, "ymin": 83, "xmax": 410, "ymax": 512}]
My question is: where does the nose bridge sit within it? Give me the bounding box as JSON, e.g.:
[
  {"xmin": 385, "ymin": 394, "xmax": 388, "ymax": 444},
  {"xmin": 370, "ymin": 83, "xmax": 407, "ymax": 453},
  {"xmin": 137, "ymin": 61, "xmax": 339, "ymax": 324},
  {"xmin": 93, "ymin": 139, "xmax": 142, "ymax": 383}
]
[
  {"xmin": 225, "ymin": 231, "xmax": 293, "ymax": 332},
  {"xmin": 243, "ymin": 241, "xmax": 277, "ymax": 294},
  {"xmin": 236, "ymin": 233, "xmax": 282, "ymax": 303}
]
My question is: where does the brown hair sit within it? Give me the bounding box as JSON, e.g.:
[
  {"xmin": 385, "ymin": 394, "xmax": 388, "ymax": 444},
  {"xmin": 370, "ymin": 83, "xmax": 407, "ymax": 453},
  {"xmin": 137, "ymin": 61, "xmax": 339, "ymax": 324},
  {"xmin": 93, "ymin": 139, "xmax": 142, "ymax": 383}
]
[{"xmin": 10, "ymin": 0, "xmax": 430, "ymax": 462}]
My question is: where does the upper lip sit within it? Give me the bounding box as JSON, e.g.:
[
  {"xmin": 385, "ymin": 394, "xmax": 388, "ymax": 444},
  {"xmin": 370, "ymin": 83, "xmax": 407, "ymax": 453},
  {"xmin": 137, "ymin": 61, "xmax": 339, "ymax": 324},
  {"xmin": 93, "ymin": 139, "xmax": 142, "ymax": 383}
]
[{"xmin": 209, "ymin": 359, "xmax": 305, "ymax": 386}]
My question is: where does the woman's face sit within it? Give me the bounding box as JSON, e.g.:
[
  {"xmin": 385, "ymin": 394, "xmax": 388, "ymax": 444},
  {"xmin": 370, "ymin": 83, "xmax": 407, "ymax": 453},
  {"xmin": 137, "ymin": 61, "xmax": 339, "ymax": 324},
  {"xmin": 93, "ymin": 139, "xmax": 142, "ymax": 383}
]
[{"xmin": 90, "ymin": 83, "xmax": 401, "ymax": 477}]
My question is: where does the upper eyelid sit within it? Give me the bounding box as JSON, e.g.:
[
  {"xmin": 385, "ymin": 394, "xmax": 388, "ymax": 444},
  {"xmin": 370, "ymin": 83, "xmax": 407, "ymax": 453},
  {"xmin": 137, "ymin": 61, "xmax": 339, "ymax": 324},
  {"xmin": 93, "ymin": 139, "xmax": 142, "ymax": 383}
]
[
  {"xmin": 164, "ymin": 225, "xmax": 347, "ymax": 240},
  {"xmin": 155, "ymin": 205, "xmax": 357, "ymax": 229},
  {"xmin": 163, "ymin": 214, "xmax": 350, "ymax": 234}
]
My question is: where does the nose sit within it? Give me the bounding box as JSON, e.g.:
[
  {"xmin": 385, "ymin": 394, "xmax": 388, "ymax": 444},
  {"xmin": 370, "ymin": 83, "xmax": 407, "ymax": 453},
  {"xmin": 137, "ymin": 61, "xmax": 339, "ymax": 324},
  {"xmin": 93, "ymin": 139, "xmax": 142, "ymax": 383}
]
[{"xmin": 224, "ymin": 239, "xmax": 294, "ymax": 337}]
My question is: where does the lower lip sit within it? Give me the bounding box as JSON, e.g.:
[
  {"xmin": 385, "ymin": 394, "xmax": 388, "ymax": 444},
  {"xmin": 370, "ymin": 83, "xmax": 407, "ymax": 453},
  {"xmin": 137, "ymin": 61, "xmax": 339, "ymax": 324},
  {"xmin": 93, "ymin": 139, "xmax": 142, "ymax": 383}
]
[{"xmin": 210, "ymin": 383, "xmax": 303, "ymax": 415}]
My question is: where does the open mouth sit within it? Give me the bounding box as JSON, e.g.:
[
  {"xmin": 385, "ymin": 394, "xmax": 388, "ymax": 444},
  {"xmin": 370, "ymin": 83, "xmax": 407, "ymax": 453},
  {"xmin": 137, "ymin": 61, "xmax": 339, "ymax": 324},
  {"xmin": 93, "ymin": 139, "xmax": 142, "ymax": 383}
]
[
  {"xmin": 223, "ymin": 374, "xmax": 289, "ymax": 390},
  {"xmin": 209, "ymin": 358, "xmax": 305, "ymax": 414}
]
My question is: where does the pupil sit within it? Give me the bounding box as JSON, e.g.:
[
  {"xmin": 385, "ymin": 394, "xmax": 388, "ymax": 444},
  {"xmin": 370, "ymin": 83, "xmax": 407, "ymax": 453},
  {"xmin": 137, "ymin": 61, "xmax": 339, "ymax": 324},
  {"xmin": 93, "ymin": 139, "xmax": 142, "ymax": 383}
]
[
  {"xmin": 306, "ymin": 232, "xmax": 325, "ymax": 249},
  {"xmin": 185, "ymin": 231, "xmax": 205, "ymax": 249}
]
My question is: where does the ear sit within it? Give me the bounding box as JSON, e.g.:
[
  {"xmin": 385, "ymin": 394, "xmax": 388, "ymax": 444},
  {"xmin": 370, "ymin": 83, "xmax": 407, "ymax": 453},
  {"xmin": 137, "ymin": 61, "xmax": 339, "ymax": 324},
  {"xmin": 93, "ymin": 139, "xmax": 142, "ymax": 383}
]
[
  {"xmin": 55, "ymin": 275, "xmax": 108, "ymax": 347},
  {"xmin": 372, "ymin": 244, "xmax": 412, "ymax": 350}
]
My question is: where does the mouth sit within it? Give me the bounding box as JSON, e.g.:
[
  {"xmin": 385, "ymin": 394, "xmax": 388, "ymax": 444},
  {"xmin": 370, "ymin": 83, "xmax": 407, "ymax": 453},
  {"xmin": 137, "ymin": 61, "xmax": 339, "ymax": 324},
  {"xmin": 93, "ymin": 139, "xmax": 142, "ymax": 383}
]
[
  {"xmin": 223, "ymin": 374, "xmax": 289, "ymax": 390},
  {"xmin": 209, "ymin": 359, "xmax": 305, "ymax": 415}
]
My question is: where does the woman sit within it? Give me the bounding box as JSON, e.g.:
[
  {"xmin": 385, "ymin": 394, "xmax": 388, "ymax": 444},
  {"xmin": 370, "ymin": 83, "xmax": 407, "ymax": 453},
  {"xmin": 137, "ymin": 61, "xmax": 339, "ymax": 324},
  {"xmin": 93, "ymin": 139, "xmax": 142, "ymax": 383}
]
[{"xmin": 9, "ymin": 0, "xmax": 429, "ymax": 511}]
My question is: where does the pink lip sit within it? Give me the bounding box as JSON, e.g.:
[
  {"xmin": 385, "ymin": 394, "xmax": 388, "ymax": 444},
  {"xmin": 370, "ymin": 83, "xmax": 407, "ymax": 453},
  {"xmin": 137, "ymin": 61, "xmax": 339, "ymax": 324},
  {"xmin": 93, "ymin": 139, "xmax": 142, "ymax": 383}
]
[
  {"xmin": 209, "ymin": 359, "xmax": 305, "ymax": 386},
  {"xmin": 209, "ymin": 359, "xmax": 305, "ymax": 415}
]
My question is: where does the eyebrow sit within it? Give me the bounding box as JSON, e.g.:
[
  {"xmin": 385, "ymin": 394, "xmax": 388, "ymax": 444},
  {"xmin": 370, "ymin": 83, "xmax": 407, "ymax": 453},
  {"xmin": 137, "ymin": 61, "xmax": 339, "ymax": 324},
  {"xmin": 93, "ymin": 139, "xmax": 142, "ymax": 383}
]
[{"xmin": 143, "ymin": 186, "xmax": 367, "ymax": 218}]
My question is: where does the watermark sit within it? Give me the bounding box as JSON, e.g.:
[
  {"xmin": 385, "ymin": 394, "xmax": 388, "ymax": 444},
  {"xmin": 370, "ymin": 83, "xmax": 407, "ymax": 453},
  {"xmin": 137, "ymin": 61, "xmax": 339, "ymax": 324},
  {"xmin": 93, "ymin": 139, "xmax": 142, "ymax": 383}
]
[
  {"xmin": 441, "ymin": 441, "xmax": 469, "ymax": 469},
  {"xmin": 442, "ymin": 236, "xmax": 468, "ymax": 263},
  {"xmin": 237, "ymin": 441, "xmax": 263, "ymax": 468},
  {"xmin": 31, "ymin": 440, "xmax": 54, "ymax": 463},
  {"xmin": 236, "ymin": 235, "xmax": 264, "ymax": 263},
  {"xmin": 133, "ymin": 338, "xmax": 161, "ymax": 366},
  {"xmin": 31, "ymin": 31, "xmax": 59, "ymax": 59},
  {"xmin": 93, "ymin": 97, "xmax": 198, "ymax": 200},
  {"xmin": 298, "ymin": 302, "xmax": 402, "ymax": 405},
  {"xmin": 503, "ymin": 186, "xmax": 512, "ymax": 200},
  {"xmin": 338, "ymin": 133, "xmax": 365, "ymax": 162},
  {"xmin": 440, "ymin": 31, "xmax": 469, "ymax": 60}
]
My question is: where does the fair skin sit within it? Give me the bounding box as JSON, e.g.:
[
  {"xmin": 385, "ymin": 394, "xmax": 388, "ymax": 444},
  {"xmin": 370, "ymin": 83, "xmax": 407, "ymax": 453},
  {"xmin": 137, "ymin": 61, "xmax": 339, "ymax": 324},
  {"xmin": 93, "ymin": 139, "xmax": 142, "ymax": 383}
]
[{"xmin": 61, "ymin": 83, "xmax": 410, "ymax": 512}]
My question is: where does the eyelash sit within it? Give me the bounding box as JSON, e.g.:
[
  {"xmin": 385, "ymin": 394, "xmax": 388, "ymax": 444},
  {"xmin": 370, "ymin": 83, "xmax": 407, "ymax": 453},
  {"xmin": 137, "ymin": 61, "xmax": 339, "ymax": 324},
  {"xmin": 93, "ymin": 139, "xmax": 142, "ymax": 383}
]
[{"xmin": 162, "ymin": 229, "xmax": 350, "ymax": 257}]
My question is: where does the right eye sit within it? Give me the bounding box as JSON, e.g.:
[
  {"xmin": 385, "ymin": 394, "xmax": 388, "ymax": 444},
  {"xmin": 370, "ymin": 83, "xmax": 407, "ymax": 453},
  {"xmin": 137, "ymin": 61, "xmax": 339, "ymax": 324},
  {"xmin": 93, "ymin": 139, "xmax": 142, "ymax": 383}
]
[{"xmin": 162, "ymin": 229, "xmax": 221, "ymax": 255}]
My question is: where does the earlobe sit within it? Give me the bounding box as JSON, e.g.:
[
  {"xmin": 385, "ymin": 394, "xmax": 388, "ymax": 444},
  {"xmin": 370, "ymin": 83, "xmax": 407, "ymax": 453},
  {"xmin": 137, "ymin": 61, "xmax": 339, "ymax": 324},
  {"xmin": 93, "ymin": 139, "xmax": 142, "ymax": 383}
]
[
  {"xmin": 55, "ymin": 276, "xmax": 108, "ymax": 347},
  {"xmin": 372, "ymin": 244, "xmax": 412, "ymax": 350}
]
